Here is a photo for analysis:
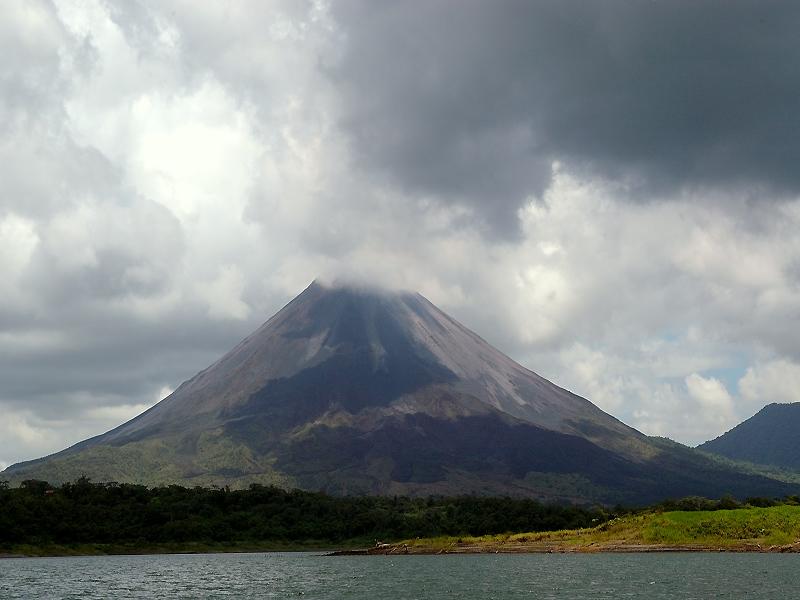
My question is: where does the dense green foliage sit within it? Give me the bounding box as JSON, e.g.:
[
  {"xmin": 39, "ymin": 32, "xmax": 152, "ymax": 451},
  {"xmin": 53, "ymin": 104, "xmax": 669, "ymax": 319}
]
[
  {"xmin": 652, "ymin": 494, "xmax": 800, "ymax": 512},
  {"xmin": 0, "ymin": 478, "xmax": 607, "ymax": 549}
]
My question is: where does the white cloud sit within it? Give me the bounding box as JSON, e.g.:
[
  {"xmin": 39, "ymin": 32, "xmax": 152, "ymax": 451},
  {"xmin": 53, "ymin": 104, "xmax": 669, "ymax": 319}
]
[
  {"xmin": 739, "ymin": 360, "xmax": 800, "ymax": 409},
  {"xmin": 85, "ymin": 402, "xmax": 155, "ymax": 422},
  {"xmin": 0, "ymin": 214, "xmax": 38, "ymax": 309},
  {"xmin": 196, "ymin": 265, "xmax": 251, "ymax": 320},
  {"xmin": 543, "ymin": 342, "xmax": 741, "ymax": 446},
  {"xmin": 685, "ymin": 374, "xmax": 734, "ymax": 411}
]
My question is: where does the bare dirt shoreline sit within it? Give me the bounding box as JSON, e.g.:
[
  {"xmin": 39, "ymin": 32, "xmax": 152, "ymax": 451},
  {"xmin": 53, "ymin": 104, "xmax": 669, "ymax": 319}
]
[{"xmin": 329, "ymin": 541, "xmax": 800, "ymax": 556}]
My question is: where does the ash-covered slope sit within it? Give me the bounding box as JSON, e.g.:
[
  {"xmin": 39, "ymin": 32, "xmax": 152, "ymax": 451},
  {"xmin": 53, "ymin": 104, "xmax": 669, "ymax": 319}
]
[
  {"xmin": 4, "ymin": 281, "xmax": 796, "ymax": 504},
  {"xmin": 96, "ymin": 280, "xmax": 642, "ymax": 451},
  {"xmin": 698, "ymin": 403, "xmax": 800, "ymax": 470}
]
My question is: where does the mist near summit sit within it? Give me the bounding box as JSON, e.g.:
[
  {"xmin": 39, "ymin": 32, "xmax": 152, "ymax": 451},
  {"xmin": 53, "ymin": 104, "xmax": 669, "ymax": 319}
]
[{"xmin": 2, "ymin": 0, "xmax": 800, "ymax": 470}]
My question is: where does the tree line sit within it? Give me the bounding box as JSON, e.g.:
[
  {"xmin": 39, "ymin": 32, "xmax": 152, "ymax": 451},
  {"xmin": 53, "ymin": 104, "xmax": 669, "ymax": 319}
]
[
  {"xmin": 0, "ymin": 478, "xmax": 607, "ymax": 547},
  {"xmin": 5, "ymin": 478, "xmax": 795, "ymax": 550}
]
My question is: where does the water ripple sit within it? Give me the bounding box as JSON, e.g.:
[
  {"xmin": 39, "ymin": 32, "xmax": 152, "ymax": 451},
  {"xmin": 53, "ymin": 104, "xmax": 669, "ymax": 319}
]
[{"xmin": 0, "ymin": 552, "xmax": 797, "ymax": 599}]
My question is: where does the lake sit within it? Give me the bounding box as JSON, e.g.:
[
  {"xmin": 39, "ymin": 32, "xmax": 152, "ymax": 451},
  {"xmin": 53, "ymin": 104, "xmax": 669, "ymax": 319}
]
[{"xmin": 0, "ymin": 552, "xmax": 796, "ymax": 598}]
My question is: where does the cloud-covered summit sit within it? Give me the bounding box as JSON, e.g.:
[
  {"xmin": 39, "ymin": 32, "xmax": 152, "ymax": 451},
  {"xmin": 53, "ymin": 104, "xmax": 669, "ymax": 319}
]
[{"xmin": 2, "ymin": 0, "xmax": 800, "ymax": 469}]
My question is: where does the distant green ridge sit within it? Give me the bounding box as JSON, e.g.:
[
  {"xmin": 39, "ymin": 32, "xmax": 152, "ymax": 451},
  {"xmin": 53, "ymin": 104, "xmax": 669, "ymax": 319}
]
[{"xmin": 699, "ymin": 403, "xmax": 800, "ymax": 470}]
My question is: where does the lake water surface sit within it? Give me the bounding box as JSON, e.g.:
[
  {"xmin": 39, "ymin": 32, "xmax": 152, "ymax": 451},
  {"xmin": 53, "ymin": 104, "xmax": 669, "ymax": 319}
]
[{"xmin": 0, "ymin": 552, "xmax": 795, "ymax": 599}]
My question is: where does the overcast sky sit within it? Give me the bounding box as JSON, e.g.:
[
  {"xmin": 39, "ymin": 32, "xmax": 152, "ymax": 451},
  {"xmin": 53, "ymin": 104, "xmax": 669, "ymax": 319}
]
[{"xmin": 3, "ymin": 0, "xmax": 800, "ymax": 470}]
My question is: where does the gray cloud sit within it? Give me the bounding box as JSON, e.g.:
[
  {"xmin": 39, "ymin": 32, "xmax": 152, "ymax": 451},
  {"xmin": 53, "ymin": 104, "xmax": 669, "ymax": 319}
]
[{"xmin": 328, "ymin": 0, "xmax": 800, "ymax": 236}]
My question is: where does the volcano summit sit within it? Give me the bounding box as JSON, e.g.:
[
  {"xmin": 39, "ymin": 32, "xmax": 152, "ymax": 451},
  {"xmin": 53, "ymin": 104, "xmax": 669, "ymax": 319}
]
[{"xmin": 4, "ymin": 281, "xmax": 795, "ymax": 503}]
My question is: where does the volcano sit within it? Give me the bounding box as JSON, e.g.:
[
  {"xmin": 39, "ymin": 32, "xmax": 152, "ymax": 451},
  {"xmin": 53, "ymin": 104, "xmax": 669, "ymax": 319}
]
[{"xmin": 4, "ymin": 281, "xmax": 796, "ymax": 503}]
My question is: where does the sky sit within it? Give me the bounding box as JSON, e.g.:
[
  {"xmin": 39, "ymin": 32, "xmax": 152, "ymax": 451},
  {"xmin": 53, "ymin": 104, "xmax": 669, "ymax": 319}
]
[{"xmin": 3, "ymin": 0, "xmax": 800, "ymax": 470}]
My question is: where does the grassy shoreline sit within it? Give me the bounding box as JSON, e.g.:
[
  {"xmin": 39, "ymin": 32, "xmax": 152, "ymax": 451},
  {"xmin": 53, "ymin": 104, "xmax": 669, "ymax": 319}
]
[{"xmin": 333, "ymin": 506, "xmax": 800, "ymax": 555}]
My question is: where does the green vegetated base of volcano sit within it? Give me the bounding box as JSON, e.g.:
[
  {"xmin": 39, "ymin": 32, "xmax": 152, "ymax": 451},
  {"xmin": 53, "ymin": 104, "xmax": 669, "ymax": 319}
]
[{"xmin": 5, "ymin": 281, "xmax": 799, "ymax": 505}]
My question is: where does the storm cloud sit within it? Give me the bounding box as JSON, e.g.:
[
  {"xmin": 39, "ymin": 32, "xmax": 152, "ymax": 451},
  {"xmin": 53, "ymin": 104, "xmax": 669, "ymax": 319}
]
[
  {"xmin": 2, "ymin": 0, "xmax": 800, "ymax": 469},
  {"xmin": 330, "ymin": 0, "xmax": 800, "ymax": 234}
]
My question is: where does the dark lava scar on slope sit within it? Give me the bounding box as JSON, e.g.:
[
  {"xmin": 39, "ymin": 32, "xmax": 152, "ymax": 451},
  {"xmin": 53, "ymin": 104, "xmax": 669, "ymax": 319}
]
[
  {"xmin": 225, "ymin": 296, "xmax": 456, "ymax": 439},
  {"xmin": 276, "ymin": 412, "xmax": 644, "ymax": 488}
]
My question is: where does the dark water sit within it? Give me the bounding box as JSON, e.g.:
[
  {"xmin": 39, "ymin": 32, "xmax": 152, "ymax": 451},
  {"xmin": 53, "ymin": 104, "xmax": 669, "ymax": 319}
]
[{"xmin": 0, "ymin": 552, "xmax": 795, "ymax": 599}]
